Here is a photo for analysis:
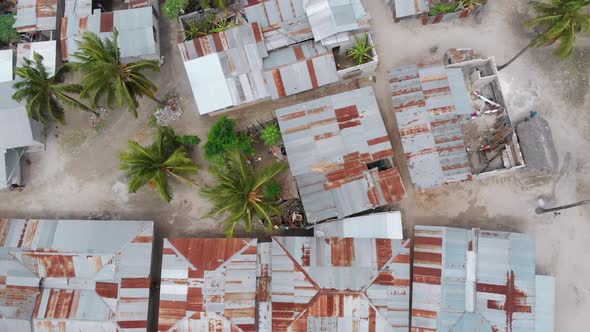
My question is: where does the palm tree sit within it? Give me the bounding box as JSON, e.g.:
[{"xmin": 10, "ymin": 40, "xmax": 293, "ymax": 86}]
[
  {"xmin": 498, "ymin": 0, "xmax": 590, "ymax": 70},
  {"xmin": 200, "ymin": 149, "xmax": 288, "ymax": 237},
  {"xmin": 71, "ymin": 29, "xmax": 161, "ymax": 117},
  {"xmin": 12, "ymin": 52, "xmax": 97, "ymax": 124},
  {"xmin": 120, "ymin": 126, "xmax": 199, "ymax": 202}
]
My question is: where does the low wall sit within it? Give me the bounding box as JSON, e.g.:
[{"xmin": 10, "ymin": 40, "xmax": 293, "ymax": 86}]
[
  {"xmin": 421, "ymin": 4, "xmax": 485, "ymax": 25},
  {"xmin": 336, "ymin": 33, "xmax": 379, "ymax": 80}
]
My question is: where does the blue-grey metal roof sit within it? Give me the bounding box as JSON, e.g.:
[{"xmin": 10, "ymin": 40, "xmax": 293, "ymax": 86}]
[
  {"xmin": 393, "ymin": 0, "xmax": 428, "ymax": 18},
  {"xmin": 62, "ymin": 7, "xmax": 156, "ymax": 61},
  {"xmin": 244, "ymin": 0, "xmax": 313, "ymax": 51},
  {"xmin": 0, "ymin": 49, "xmax": 12, "ymax": 83},
  {"xmin": 535, "ymin": 275, "xmax": 555, "ymax": 332},
  {"xmin": 412, "ymin": 226, "xmax": 555, "ymax": 332},
  {"xmin": 276, "ymin": 87, "xmax": 406, "ymax": 223},
  {"xmin": 0, "ymin": 81, "xmax": 42, "ymax": 151},
  {"xmin": 389, "ymin": 62, "xmax": 473, "ymax": 189},
  {"xmin": 263, "ymin": 41, "xmax": 339, "ymax": 99},
  {"xmin": 305, "ymin": 0, "xmax": 369, "ymax": 43}
]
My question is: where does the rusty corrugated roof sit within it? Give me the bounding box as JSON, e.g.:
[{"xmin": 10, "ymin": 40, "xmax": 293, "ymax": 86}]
[
  {"xmin": 263, "ymin": 41, "xmax": 339, "ymax": 99},
  {"xmin": 411, "ymin": 226, "xmax": 555, "ymax": 332},
  {"xmin": 276, "ymin": 87, "xmax": 406, "ymax": 223},
  {"xmin": 159, "ymin": 238, "xmax": 259, "ymax": 331},
  {"xmin": 159, "ymin": 234, "xmax": 411, "ymax": 331},
  {"xmin": 14, "ymin": 0, "xmax": 58, "ymax": 32},
  {"xmin": 0, "ymin": 219, "xmax": 153, "ymax": 332},
  {"xmin": 389, "ymin": 61, "xmax": 473, "ymax": 189}
]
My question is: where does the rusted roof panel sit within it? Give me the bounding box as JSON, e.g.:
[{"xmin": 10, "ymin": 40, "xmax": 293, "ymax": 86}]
[
  {"xmin": 411, "ymin": 225, "xmax": 555, "ymax": 332},
  {"xmin": 159, "ymin": 238, "xmax": 259, "ymax": 331},
  {"xmin": 263, "ymin": 41, "xmax": 338, "ymax": 100},
  {"xmin": 62, "ymin": 7, "xmax": 156, "ymax": 62},
  {"xmin": 276, "ymin": 87, "xmax": 406, "ymax": 223},
  {"xmin": 179, "ymin": 23, "xmax": 270, "ymax": 115},
  {"xmin": 0, "ymin": 219, "xmax": 153, "ymax": 332},
  {"xmin": 243, "ymin": 0, "xmax": 312, "ymax": 51},
  {"xmin": 14, "ymin": 0, "xmax": 57, "ymax": 32},
  {"xmin": 389, "ymin": 62, "xmax": 473, "ymax": 189},
  {"xmin": 160, "ymin": 235, "xmax": 411, "ymax": 331}
]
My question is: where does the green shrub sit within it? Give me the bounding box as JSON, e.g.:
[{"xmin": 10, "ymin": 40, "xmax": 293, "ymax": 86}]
[
  {"xmin": 429, "ymin": 2, "xmax": 459, "ymax": 16},
  {"xmin": 163, "ymin": 0, "xmax": 189, "ymax": 19},
  {"xmin": 263, "ymin": 179, "xmax": 282, "ymax": 201},
  {"xmin": 0, "ymin": 14, "xmax": 19, "ymax": 44},
  {"xmin": 204, "ymin": 116, "xmax": 255, "ymax": 161},
  {"xmin": 261, "ymin": 124, "xmax": 281, "ymax": 146},
  {"xmin": 177, "ymin": 135, "xmax": 201, "ymax": 146}
]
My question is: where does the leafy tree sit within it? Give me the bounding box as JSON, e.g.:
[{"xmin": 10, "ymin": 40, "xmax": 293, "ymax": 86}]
[
  {"xmin": 163, "ymin": 0, "xmax": 189, "ymax": 19},
  {"xmin": 201, "ymin": 149, "xmax": 288, "ymax": 237},
  {"xmin": 12, "ymin": 53, "xmax": 97, "ymax": 124},
  {"xmin": 347, "ymin": 34, "xmax": 375, "ymax": 65},
  {"xmin": 71, "ymin": 29, "xmax": 161, "ymax": 117},
  {"xmin": 498, "ymin": 0, "xmax": 590, "ymax": 70},
  {"xmin": 0, "ymin": 14, "xmax": 19, "ymax": 44},
  {"xmin": 528, "ymin": 0, "xmax": 590, "ymax": 57},
  {"xmin": 261, "ymin": 124, "xmax": 281, "ymax": 146},
  {"xmin": 120, "ymin": 126, "xmax": 200, "ymax": 202},
  {"xmin": 204, "ymin": 116, "xmax": 255, "ymax": 161}
]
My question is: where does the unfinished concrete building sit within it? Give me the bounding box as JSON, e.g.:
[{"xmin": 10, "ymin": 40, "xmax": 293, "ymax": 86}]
[{"xmin": 390, "ymin": 49, "xmax": 524, "ymax": 189}]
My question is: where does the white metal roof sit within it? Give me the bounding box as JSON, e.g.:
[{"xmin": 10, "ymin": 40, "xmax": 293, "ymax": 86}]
[
  {"xmin": 0, "ymin": 49, "xmax": 13, "ymax": 82},
  {"xmin": 16, "ymin": 41, "xmax": 57, "ymax": 77},
  {"xmin": 183, "ymin": 54, "xmax": 234, "ymax": 115},
  {"xmin": 0, "ymin": 82, "xmax": 38, "ymax": 151},
  {"xmin": 314, "ymin": 212, "xmax": 403, "ymax": 239}
]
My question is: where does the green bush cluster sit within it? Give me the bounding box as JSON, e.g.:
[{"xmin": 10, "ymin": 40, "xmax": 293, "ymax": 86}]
[
  {"xmin": 261, "ymin": 124, "xmax": 281, "ymax": 146},
  {"xmin": 0, "ymin": 14, "xmax": 19, "ymax": 44},
  {"xmin": 204, "ymin": 116, "xmax": 255, "ymax": 163}
]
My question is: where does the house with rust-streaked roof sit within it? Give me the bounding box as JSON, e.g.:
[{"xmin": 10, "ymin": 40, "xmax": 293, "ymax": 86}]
[
  {"xmin": 411, "ymin": 226, "xmax": 555, "ymax": 332},
  {"xmin": 158, "ymin": 233, "xmax": 411, "ymax": 331},
  {"xmin": 276, "ymin": 86, "xmax": 406, "ymax": 224},
  {"xmin": 0, "ymin": 219, "xmax": 154, "ymax": 332}
]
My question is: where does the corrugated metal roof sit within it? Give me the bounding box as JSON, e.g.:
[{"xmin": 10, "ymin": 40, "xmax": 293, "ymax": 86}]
[
  {"xmin": 535, "ymin": 275, "xmax": 555, "ymax": 332},
  {"xmin": 389, "ymin": 62, "xmax": 473, "ymax": 189},
  {"xmin": 313, "ymin": 211, "xmax": 403, "ymax": 239},
  {"xmin": 244, "ymin": 0, "xmax": 312, "ymax": 51},
  {"xmin": 263, "ymin": 41, "xmax": 339, "ymax": 99},
  {"xmin": 158, "ymin": 238, "xmax": 259, "ymax": 331},
  {"xmin": 159, "ymin": 236, "xmax": 411, "ymax": 331},
  {"xmin": 64, "ymin": 0, "xmax": 92, "ymax": 17},
  {"xmin": 0, "ymin": 81, "xmax": 42, "ymax": 151},
  {"xmin": 276, "ymin": 87, "xmax": 406, "ymax": 223},
  {"xmin": 0, "ymin": 219, "xmax": 154, "ymax": 332},
  {"xmin": 14, "ymin": 0, "xmax": 58, "ymax": 32},
  {"xmin": 305, "ymin": 0, "xmax": 369, "ymax": 44},
  {"xmin": 411, "ymin": 226, "xmax": 555, "ymax": 332},
  {"xmin": 16, "ymin": 40, "xmax": 57, "ymax": 77},
  {"xmin": 61, "ymin": 7, "xmax": 156, "ymax": 61},
  {"xmin": 273, "ymin": 236, "xmax": 411, "ymax": 331},
  {"xmin": 0, "ymin": 49, "xmax": 12, "ymax": 83},
  {"xmin": 393, "ymin": 0, "xmax": 428, "ymax": 18},
  {"xmin": 179, "ymin": 23, "xmax": 270, "ymax": 115}
]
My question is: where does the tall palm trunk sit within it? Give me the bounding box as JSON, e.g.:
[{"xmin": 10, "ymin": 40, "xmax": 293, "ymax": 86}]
[
  {"xmin": 497, "ymin": 45, "xmax": 530, "ymax": 71},
  {"xmin": 535, "ymin": 200, "xmax": 590, "ymax": 214}
]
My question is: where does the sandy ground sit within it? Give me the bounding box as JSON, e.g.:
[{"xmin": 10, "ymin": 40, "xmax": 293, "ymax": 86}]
[{"xmin": 1, "ymin": 0, "xmax": 589, "ymax": 329}]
